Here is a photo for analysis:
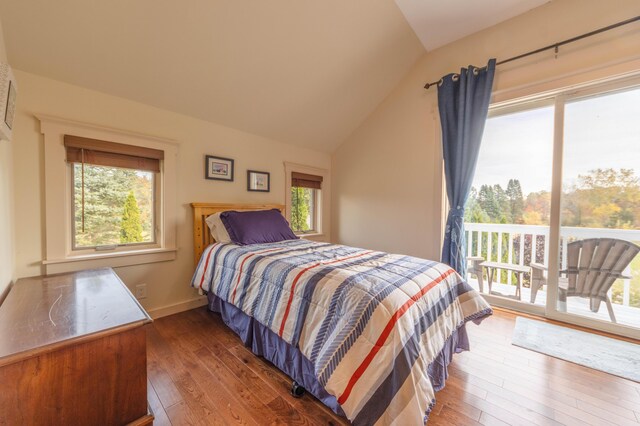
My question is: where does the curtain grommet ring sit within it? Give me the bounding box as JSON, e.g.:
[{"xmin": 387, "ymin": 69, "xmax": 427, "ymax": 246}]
[{"xmin": 452, "ymin": 74, "xmax": 459, "ymax": 82}]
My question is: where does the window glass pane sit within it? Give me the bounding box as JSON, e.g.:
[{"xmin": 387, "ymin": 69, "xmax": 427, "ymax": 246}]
[
  {"xmin": 291, "ymin": 187, "xmax": 316, "ymax": 233},
  {"xmin": 466, "ymin": 104, "xmax": 554, "ymax": 306},
  {"xmin": 73, "ymin": 164, "xmax": 155, "ymax": 248},
  {"xmin": 559, "ymin": 85, "xmax": 640, "ymax": 327}
]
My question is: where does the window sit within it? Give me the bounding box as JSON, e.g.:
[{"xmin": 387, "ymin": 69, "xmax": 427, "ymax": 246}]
[
  {"xmin": 559, "ymin": 84, "xmax": 640, "ymax": 325},
  {"xmin": 284, "ymin": 164, "xmax": 328, "ymax": 237},
  {"xmin": 463, "ymin": 76, "xmax": 640, "ymax": 337},
  {"xmin": 40, "ymin": 115, "xmax": 177, "ymax": 275},
  {"xmin": 291, "ymin": 186, "xmax": 317, "ymax": 233},
  {"xmin": 290, "ymin": 171, "xmax": 322, "ymax": 234},
  {"xmin": 466, "ymin": 100, "xmax": 554, "ymax": 306},
  {"xmin": 72, "ymin": 164, "xmax": 155, "ymax": 248},
  {"xmin": 65, "ymin": 135, "xmax": 163, "ymax": 251}
]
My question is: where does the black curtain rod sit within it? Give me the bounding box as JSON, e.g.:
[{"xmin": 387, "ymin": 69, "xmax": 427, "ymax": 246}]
[{"xmin": 423, "ymin": 15, "xmax": 640, "ymax": 90}]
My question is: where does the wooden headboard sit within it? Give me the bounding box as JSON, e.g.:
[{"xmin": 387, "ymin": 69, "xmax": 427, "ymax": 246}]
[{"xmin": 191, "ymin": 203, "xmax": 286, "ymax": 265}]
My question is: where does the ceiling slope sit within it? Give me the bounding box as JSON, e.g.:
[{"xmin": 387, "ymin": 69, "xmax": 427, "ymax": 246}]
[
  {"xmin": 0, "ymin": 0, "xmax": 425, "ymax": 152},
  {"xmin": 395, "ymin": 0, "xmax": 550, "ymax": 51}
]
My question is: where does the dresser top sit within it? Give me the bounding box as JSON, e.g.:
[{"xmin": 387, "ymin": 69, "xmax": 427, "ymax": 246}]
[{"xmin": 0, "ymin": 268, "xmax": 151, "ymax": 365}]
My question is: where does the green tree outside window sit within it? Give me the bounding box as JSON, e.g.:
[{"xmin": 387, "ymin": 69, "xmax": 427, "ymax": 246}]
[
  {"xmin": 291, "ymin": 187, "xmax": 311, "ymax": 232},
  {"xmin": 121, "ymin": 190, "xmax": 144, "ymax": 243}
]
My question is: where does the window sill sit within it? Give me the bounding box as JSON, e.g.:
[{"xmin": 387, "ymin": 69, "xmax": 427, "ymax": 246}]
[
  {"xmin": 42, "ymin": 247, "xmax": 177, "ymax": 274},
  {"xmin": 298, "ymin": 233, "xmax": 325, "ymax": 239}
]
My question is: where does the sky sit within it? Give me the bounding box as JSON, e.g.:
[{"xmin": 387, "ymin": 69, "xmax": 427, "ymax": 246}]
[{"xmin": 472, "ymin": 86, "xmax": 640, "ymax": 196}]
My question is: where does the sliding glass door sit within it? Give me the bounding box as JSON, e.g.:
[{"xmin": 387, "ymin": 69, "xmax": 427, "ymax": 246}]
[
  {"xmin": 552, "ymin": 84, "xmax": 640, "ymax": 335},
  {"xmin": 466, "ymin": 101, "xmax": 554, "ymax": 312},
  {"xmin": 465, "ymin": 76, "xmax": 640, "ymax": 339}
]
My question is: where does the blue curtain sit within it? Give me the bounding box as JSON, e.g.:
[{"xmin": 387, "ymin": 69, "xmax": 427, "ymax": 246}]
[{"xmin": 438, "ymin": 59, "xmax": 496, "ymax": 277}]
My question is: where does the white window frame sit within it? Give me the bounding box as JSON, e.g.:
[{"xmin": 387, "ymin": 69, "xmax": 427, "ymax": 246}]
[
  {"xmin": 38, "ymin": 115, "xmax": 178, "ymax": 274},
  {"xmin": 284, "ymin": 162, "xmax": 330, "ymax": 240}
]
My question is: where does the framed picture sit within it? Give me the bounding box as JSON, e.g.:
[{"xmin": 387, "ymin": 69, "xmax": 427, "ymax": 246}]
[
  {"xmin": 205, "ymin": 155, "xmax": 234, "ymax": 181},
  {"xmin": 247, "ymin": 170, "xmax": 270, "ymax": 192},
  {"xmin": 0, "ymin": 62, "xmax": 17, "ymax": 141}
]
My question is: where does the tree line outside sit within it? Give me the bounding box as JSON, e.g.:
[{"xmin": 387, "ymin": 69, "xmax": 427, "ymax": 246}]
[
  {"xmin": 465, "ymin": 168, "xmax": 640, "ymax": 308},
  {"xmin": 73, "ymin": 164, "xmax": 154, "ymax": 248}
]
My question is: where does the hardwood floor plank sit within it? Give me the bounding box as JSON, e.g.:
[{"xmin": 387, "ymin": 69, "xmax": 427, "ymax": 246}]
[
  {"xmin": 192, "ymin": 345, "xmax": 283, "ymax": 425},
  {"xmin": 148, "ymin": 328, "xmax": 258, "ymax": 425},
  {"xmin": 448, "ymin": 360, "xmax": 505, "ymax": 387},
  {"xmin": 147, "ymin": 357, "xmax": 184, "ymax": 410},
  {"xmin": 483, "ymin": 391, "xmax": 573, "ymax": 426},
  {"xmin": 429, "ymin": 406, "xmax": 482, "ymax": 425},
  {"xmin": 432, "ymin": 385, "xmax": 483, "ymax": 420},
  {"xmin": 185, "ymin": 317, "xmax": 283, "ymax": 406},
  {"xmin": 154, "ymin": 318, "xmax": 272, "ymax": 426},
  {"xmin": 479, "ymin": 412, "xmax": 512, "ymax": 426},
  {"xmin": 500, "ymin": 380, "xmax": 602, "ymax": 423},
  {"xmin": 168, "ymin": 368, "xmax": 241, "ymax": 425},
  {"xmin": 574, "ymin": 400, "xmax": 640, "ymax": 426},
  {"xmin": 471, "ymin": 338, "xmax": 640, "ymax": 396},
  {"xmin": 266, "ymin": 395, "xmax": 315, "ymax": 426},
  {"xmin": 505, "ymin": 373, "xmax": 639, "ymax": 423},
  {"xmin": 466, "ymin": 349, "xmax": 638, "ymax": 402},
  {"xmin": 147, "ymin": 379, "xmax": 172, "ymax": 426},
  {"xmin": 461, "ymin": 370, "xmax": 611, "ymax": 426},
  {"xmin": 163, "ymin": 400, "xmax": 201, "ymax": 426},
  {"xmin": 227, "ymin": 344, "xmax": 349, "ymax": 426},
  {"xmin": 504, "ymin": 373, "xmax": 640, "ymax": 415},
  {"xmin": 147, "ymin": 307, "xmax": 639, "ymax": 426},
  {"xmin": 456, "ymin": 351, "xmax": 640, "ymax": 407},
  {"xmin": 169, "ymin": 308, "xmax": 347, "ymax": 425},
  {"xmin": 468, "ymin": 315, "xmax": 640, "ymax": 390},
  {"xmin": 456, "ymin": 359, "xmax": 624, "ymax": 426},
  {"xmin": 437, "ymin": 386, "xmax": 538, "ymax": 426},
  {"xmin": 448, "ymin": 367, "xmax": 507, "ymax": 396},
  {"xmin": 446, "ymin": 375, "xmax": 489, "ymax": 400}
]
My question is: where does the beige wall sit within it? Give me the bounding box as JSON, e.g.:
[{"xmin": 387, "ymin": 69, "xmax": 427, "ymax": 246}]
[
  {"xmin": 12, "ymin": 71, "xmax": 330, "ymax": 315},
  {"xmin": 0, "ymin": 16, "xmax": 14, "ymax": 300},
  {"xmin": 332, "ymin": 0, "xmax": 640, "ymax": 260}
]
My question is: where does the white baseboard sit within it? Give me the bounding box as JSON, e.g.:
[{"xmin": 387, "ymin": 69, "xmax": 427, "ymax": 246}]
[{"xmin": 147, "ymin": 296, "xmax": 208, "ymax": 319}]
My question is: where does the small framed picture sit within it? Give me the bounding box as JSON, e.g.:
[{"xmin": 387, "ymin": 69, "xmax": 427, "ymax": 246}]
[
  {"xmin": 205, "ymin": 155, "xmax": 234, "ymax": 181},
  {"xmin": 247, "ymin": 170, "xmax": 270, "ymax": 192}
]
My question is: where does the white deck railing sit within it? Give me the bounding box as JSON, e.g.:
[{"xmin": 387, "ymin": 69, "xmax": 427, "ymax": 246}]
[{"xmin": 464, "ymin": 223, "xmax": 640, "ymax": 307}]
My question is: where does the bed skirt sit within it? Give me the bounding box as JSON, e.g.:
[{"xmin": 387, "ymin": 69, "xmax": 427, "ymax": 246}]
[{"xmin": 207, "ymin": 292, "xmax": 478, "ymax": 423}]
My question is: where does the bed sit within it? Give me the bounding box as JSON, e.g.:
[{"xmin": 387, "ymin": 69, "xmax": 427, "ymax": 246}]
[{"xmin": 190, "ymin": 203, "xmax": 492, "ymax": 425}]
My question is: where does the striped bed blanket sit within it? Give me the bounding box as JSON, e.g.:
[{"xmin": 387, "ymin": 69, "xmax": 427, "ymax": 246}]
[{"xmin": 191, "ymin": 239, "xmax": 491, "ymax": 425}]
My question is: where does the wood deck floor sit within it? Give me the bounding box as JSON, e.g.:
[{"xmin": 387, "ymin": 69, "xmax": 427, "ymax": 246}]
[
  {"xmin": 467, "ymin": 277, "xmax": 640, "ymax": 329},
  {"xmin": 146, "ymin": 308, "xmax": 640, "ymax": 426}
]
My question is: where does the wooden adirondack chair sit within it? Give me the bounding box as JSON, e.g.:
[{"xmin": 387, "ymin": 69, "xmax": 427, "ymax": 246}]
[
  {"xmin": 530, "ymin": 238, "xmax": 640, "ymax": 323},
  {"xmin": 467, "ymin": 256, "xmax": 485, "ymax": 292}
]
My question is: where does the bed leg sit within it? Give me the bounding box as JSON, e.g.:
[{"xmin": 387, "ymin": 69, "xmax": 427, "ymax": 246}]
[{"xmin": 291, "ymin": 381, "xmax": 306, "ymax": 398}]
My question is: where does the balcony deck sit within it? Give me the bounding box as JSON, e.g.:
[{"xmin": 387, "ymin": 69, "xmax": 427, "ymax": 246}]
[
  {"xmin": 466, "ymin": 276, "xmax": 640, "ymax": 329},
  {"xmin": 464, "ymin": 222, "xmax": 640, "ymax": 330}
]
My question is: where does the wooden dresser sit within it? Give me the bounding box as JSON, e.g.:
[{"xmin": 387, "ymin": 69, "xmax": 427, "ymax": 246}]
[{"xmin": 0, "ymin": 268, "xmax": 153, "ymax": 425}]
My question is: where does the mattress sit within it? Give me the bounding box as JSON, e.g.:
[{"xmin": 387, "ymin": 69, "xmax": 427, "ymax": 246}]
[{"xmin": 192, "ymin": 239, "xmax": 492, "ymax": 425}]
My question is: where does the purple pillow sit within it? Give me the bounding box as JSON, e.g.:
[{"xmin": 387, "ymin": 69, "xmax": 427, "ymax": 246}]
[{"xmin": 220, "ymin": 209, "xmax": 299, "ymax": 245}]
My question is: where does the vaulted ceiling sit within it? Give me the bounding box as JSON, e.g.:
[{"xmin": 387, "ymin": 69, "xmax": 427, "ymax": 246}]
[
  {"xmin": 0, "ymin": 0, "xmax": 549, "ymax": 152},
  {"xmin": 395, "ymin": 0, "xmax": 549, "ymax": 51}
]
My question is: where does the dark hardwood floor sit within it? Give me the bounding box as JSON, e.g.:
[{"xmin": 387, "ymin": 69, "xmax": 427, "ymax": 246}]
[{"xmin": 147, "ymin": 308, "xmax": 640, "ymax": 426}]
